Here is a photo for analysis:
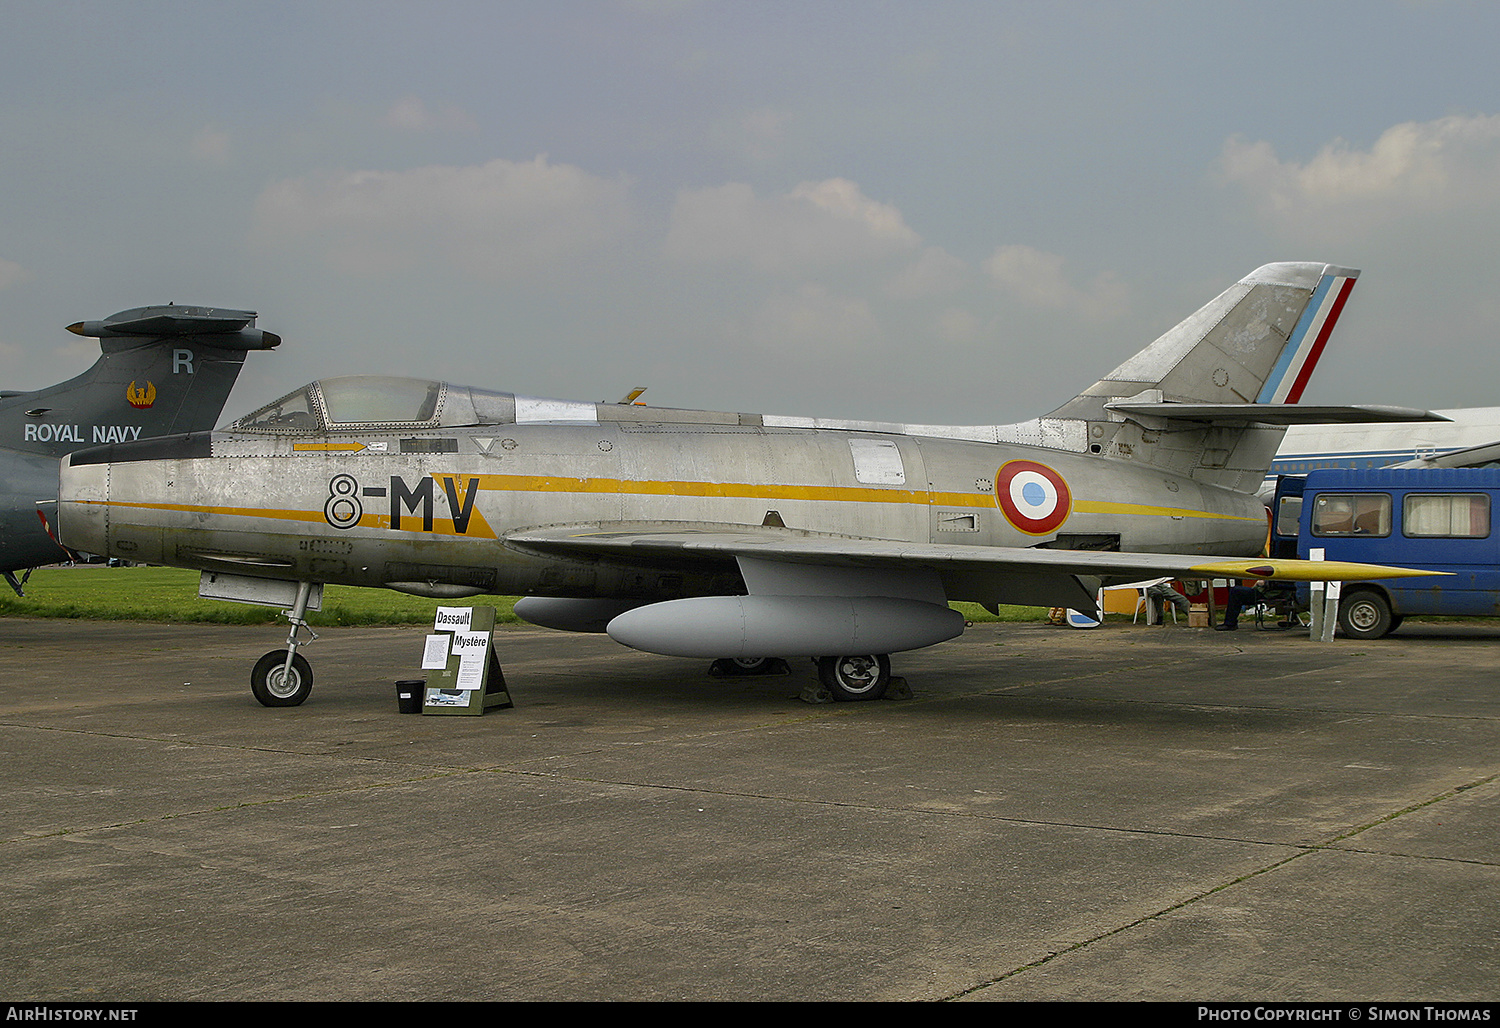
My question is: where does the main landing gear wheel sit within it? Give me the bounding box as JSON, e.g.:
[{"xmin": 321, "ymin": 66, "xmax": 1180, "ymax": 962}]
[
  {"xmin": 817, "ymin": 654, "xmax": 891, "ymax": 702},
  {"xmin": 251, "ymin": 650, "xmax": 313, "ymax": 707},
  {"xmin": 708, "ymin": 657, "xmax": 791, "ymax": 677}
]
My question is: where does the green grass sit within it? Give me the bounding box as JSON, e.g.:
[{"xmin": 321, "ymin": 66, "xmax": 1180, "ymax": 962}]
[
  {"xmin": 0, "ymin": 565, "xmax": 1047, "ymax": 626},
  {"xmin": 0, "ymin": 565, "xmax": 518, "ymax": 626}
]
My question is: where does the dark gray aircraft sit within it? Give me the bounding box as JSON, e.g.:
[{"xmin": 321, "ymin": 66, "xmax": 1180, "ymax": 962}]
[{"xmin": 0, "ymin": 305, "xmax": 279, "ymax": 593}]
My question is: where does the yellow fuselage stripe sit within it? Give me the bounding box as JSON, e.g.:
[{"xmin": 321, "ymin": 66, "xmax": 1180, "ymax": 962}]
[
  {"xmin": 1073, "ymin": 499, "xmax": 1259, "ymax": 522},
  {"xmin": 464, "ymin": 472, "xmax": 961, "ymax": 506},
  {"xmin": 78, "ymin": 470, "xmax": 1260, "ymax": 536}
]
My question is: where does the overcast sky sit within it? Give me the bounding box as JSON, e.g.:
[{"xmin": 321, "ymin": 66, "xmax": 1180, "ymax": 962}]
[{"xmin": 3, "ymin": 0, "xmax": 1498, "ymax": 426}]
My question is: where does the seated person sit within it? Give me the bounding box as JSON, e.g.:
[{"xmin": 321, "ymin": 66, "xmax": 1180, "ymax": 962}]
[
  {"xmin": 1145, "ymin": 580, "xmax": 1190, "ymax": 623},
  {"xmin": 1258, "ymin": 581, "xmax": 1301, "ymax": 627},
  {"xmin": 1215, "ymin": 581, "xmax": 1300, "ymax": 631}
]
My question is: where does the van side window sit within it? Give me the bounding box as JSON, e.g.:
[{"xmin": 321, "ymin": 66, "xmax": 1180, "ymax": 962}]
[
  {"xmin": 1404, "ymin": 493, "xmax": 1491, "ymax": 538},
  {"xmin": 1311, "ymin": 493, "xmax": 1391, "ymax": 537},
  {"xmin": 1275, "ymin": 496, "xmax": 1303, "ymax": 537}
]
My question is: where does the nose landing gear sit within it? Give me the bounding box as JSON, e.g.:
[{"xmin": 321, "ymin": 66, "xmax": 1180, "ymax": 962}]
[
  {"xmin": 251, "ymin": 650, "xmax": 313, "ymax": 707},
  {"xmin": 251, "ymin": 581, "xmax": 319, "ymax": 707}
]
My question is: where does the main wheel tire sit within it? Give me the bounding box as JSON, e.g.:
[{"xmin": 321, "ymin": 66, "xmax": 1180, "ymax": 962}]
[
  {"xmin": 251, "ymin": 650, "xmax": 313, "ymax": 707},
  {"xmin": 1338, "ymin": 591, "xmax": 1394, "ymax": 641},
  {"xmin": 817, "ymin": 654, "xmax": 891, "ymax": 701}
]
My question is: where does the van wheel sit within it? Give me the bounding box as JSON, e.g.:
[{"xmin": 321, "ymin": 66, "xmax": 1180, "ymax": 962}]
[{"xmin": 1338, "ymin": 591, "xmax": 1393, "ymax": 640}]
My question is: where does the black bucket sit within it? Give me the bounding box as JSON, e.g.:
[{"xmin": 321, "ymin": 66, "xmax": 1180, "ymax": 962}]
[{"xmin": 396, "ymin": 679, "xmax": 425, "ymax": 714}]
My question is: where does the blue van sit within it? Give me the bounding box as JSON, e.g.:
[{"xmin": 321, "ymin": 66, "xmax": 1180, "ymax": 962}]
[{"xmin": 1271, "ymin": 468, "xmax": 1500, "ymax": 639}]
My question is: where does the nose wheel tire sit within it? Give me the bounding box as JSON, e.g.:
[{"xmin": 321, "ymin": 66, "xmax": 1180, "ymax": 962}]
[
  {"xmin": 251, "ymin": 651, "xmax": 314, "ymax": 707},
  {"xmin": 817, "ymin": 654, "xmax": 891, "ymax": 701}
]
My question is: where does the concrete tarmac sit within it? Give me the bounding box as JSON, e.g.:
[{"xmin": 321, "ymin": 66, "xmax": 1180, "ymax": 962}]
[{"xmin": 2, "ymin": 615, "xmax": 1497, "ymax": 1002}]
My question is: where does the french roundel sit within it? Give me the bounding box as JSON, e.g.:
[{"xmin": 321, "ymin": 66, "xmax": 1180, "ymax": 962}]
[{"xmin": 995, "ymin": 460, "xmax": 1072, "ymax": 535}]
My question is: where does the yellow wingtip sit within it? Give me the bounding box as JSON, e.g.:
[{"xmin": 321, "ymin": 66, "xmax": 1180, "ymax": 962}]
[{"xmin": 1189, "ymin": 560, "xmax": 1449, "ymax": 582}]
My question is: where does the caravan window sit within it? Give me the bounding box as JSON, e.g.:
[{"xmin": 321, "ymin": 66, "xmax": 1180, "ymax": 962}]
[
  {"xmin": 1275, "ymin": 496, "xmax": 1303, "ymax": 538},
  {"xmin": 1311, "ymin": 493, "xmax": 1391, "ymax": 537},
  {"xmin": 1404, "ymin": 493, "xmax": 1490, "ymax": 538}
]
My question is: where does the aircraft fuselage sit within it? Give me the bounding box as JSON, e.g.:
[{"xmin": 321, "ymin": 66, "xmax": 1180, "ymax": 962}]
[{"xmin": 60, "ymin": 417, "xmax": 1268, "ymax": 606}]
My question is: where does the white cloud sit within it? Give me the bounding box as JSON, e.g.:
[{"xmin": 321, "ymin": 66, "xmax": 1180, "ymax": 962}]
[
  {"xmin": 885, "ymin": 246, "xmax": 967, "ymax": 298},
  {"xmin": 384, "ymin": 96, "xmax": 478, "ymax": 133},
  {"xmin": 252, "ymin": 156, "xmax": 633, "ymax": 279},
  {"xmin": 1221, "ymin": 113, "xmax": 1500, "ymax": 228},
  {"xmin": 0, "ymin": 257, "xmax": 31, "ymax": 290},
  {"xmin": 664, "ymin": 178, "xmax": 921, "ymax": 273},
  {"xmin": 792, "ymin": 179, "xmax": 917, "ymax": 245},
  {"xmin": 934, "ymin": 306, "xmax": 980, "ymax": 344},
  {"xmin": 982, "ymin": 245, "xmax": 1127, "ymax": 320},
  {"xmin": 747, "ymin": 284, "xmax": 880, "ymax": 352}
]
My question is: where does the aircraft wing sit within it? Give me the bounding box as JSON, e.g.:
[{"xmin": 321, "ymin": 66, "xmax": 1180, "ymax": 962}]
[
  {"xmin": 506, "ymin": 524, "xmax": 1443, "ymax": 612},
  {"xmin": 1389, "ymin": 438, "xmax": 1500, "ymax": 469}
]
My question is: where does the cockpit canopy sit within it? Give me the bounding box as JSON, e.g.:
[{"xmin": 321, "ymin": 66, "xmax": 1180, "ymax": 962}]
[
  {"xmin": 231, "ymin": 377, "xmax": 446, "ymax": 433},
  {"xmin": 224, "ymin": 375, "xmax": 773, "ymax": 436}
]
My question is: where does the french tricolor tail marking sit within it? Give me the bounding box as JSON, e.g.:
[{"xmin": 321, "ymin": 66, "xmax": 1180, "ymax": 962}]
[{"xmin": 1255, "ymin": 272, "xmax": 1358, "ymax": 404}]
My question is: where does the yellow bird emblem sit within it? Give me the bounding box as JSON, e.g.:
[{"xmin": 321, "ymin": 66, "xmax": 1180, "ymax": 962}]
[{"xmin": 126, "ymin": 380, "xmax": 156, "ymax": 409}]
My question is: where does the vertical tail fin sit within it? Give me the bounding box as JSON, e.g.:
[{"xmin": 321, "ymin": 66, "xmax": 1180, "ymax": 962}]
[
  {"xmin": 1025, "ymin": 262, "xmax": 1359, "ymax": 494},
  {"xmin": 5, "ymin": 305, "xmax": 280, "ymax": 459},
  {"xmin": 1047, "ymin": 262, "xmax": 1359, "ymax": 418}
]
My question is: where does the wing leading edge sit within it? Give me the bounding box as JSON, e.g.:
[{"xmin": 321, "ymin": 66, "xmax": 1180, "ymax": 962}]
[{"xmin": 507, "ymin": 523, "xmax": 1443, "ymax": 612}]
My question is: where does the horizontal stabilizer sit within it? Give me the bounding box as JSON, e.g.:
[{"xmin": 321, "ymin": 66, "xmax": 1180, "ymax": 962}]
[
  {"xmin": 1103, "ymin": 402, "xmax": 1450, "ymax": 426},
  {"xmin": 67, "ymin": 306, "xmax": 280, "ymax": 350}
]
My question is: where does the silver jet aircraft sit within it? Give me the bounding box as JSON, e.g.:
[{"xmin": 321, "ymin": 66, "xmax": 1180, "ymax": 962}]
[
  {"xmin": 0, "ymin": 305, "xmax": 279, "ymax": 594},
  {"xmin": 57, "ymin": 262, "xmax": 1442, "ymax": 706}
]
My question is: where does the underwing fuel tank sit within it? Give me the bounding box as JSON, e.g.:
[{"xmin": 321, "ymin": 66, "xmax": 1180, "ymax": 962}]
[
  {"xmin": 512, "ymin": 597, "xmax": 647, "ymax": 633},
  {"xmin": 605, "ymin": 595, "xmax": 966, "ymax": 659}
]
